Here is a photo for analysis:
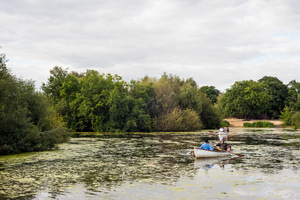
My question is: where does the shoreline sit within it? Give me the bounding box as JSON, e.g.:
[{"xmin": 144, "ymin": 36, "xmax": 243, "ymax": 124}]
[{"xmin": 224, "ymin": 118, "xmax": 284, "ymax": 128}]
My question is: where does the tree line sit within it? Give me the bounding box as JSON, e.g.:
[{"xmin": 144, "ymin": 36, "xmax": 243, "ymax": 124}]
[
  {"xmin": 1, "ymin": 51, "xmax": 300, "ymax": 154},
  {"xmin": 42, "ymin": 67, "xmax": 300, "ymax": 131},
  {"xmin": 220, "ymin": 77, "xmax": 300, "ymax": 128},
  {"xmin": 41, "ymin": 67, "xmax": 222, "ymax": 132}
]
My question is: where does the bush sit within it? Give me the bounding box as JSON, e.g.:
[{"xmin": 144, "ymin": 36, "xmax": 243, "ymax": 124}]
[
  {"xmin": 291, "ymin": 112, "xmax": 300, "ymax": 130},
  {"xmin": 243, "ymin": 121, "xmax": 274, "ymax": 128},
  {"xmin": 153, "ymin": 107, "xmax": 202, "ymax": 131},
  {"xmin": 243, "ymin": 122, "xmax": 252, "ymax": 127},
  {"xmin": 221, "ymin": 120, "xmax": 230, "ymax": 127},
  {"xmin": 280, "ymin": 106, "xmax": 293, "ymax": 126}
]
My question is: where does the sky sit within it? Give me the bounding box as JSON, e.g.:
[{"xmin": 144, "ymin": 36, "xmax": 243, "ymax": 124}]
[{"xmin": 1, "ymin": 0, "xmax": 300, "ymax": 92}]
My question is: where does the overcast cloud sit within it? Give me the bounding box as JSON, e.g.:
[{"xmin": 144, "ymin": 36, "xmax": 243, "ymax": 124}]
[{"xmin": 1, "ymin": 0, "xmax": 300, "ymax": 91}]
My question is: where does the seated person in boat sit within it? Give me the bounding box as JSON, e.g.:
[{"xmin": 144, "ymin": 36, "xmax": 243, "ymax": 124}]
[
  {"xmin": 216, "ymin": 137, "xmax": 231, "ymax": 152},
  {"xmin": 200, "ymin": 139, "xmax": 215, "ymax": 151}
]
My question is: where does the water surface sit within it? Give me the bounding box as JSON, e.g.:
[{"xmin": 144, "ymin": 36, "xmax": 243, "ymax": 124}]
[{"xmin": 0, "ymin": 128, "xmax": 299, "ymax": 199}]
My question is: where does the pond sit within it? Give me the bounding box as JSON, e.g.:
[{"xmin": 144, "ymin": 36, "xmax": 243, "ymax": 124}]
[{"xmin": 0, "ymin": 128, "xmax": 300, "ymax": 200}]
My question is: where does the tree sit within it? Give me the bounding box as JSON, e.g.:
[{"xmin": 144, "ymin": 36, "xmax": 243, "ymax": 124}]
[
  {"xmin": 198, "ymin": 92, "xmax": 221, "ymax": 129},
  {"xmin": 258, "ymin": 76, "xmax": 289, "ymax": 119},
  {"xmin": 176, "ymin": 79, "xmax": 202, "ymax": 114},
  {"xmin": 287, "ymin": 80, "xmax": 300, "ymax": 111},
  {"xmin": 0, "ymin": 55, "xmax": 69, "ymax": 155},
  {"xmin": 221, "ymin": 80, "xmax": 271, "ymax": 119},
  {"xmin": 153, "ymin": 107, "xmax": 202, "ymax": 131},
  {"xmin": 42, "ymin": 67, "xmax": 82, "ymax": 130},
  {"xmin": 125, "ymin": 80, "xmax": 154, "ymax": 132},
  {"xmin": 107, "ymin": 75, "xmax": 130, "ymax": 131},
  {"xmin": 70, "ymin": 70, "xmax": 115, "ymax": 131},
  {"xmin": 199, "ymin": 86, "xmax": 220, "ymax": 104},
  {"xmin": 42, "ymin": 66, "xmax": 68, "ymax": 104},
  {"xmin": 150, "ymin": 74, "xmax": 204, "ymax": 131},
  {"xmin": 151, "ymin": 74, "xmax": 179, "ymax": 118},
  {"xmin": 175, "ymin": 80, "xmax": 223, "ymax": 129}
]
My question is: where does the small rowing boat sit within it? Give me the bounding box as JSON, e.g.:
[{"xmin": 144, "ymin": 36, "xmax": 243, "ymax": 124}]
[{"xmin": 193, "ymin": 147, "xmax": 231, "ymax": 158}]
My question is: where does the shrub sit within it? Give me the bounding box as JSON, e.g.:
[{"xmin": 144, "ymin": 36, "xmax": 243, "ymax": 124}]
[
  {"xmin": 153, "ymin": 107, "xmax": 202, "ymax": 131},
  {"xmin": 280, "ymin": 106, "xmax": 293, "ymax": 126},
  {"xmin": 243, "ymin": 122, "xmax": 252, "ymax": 127},
  {"xmin": 221, "ymin": 120, "xmax": 230, "ymax": 127},
  {"xmin": 291, "ymin": 112, "xmax": 300, "ymax": 130},
  {"xmin": 243, "ymin": 121, "xmax": 274, "ymax": 128}
]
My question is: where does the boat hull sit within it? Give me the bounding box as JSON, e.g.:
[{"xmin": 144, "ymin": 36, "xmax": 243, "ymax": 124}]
[{"xmin": 194, "ymin": 147, "xmax": 231, "ymax": 158}]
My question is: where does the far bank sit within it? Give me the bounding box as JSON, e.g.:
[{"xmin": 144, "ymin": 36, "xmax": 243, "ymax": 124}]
[{"xmin": 224, "ymin": 118, "xmax": 284, "ymax": 128}]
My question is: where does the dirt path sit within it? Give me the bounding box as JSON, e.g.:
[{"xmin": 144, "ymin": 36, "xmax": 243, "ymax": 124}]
[{"xmin": 224, "ymin": 118, "xmax": 283, "ymax": 127}]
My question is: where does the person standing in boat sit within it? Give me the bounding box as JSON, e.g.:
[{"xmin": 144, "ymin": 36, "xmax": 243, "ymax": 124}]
[
  {"xmin": 226, "ymin": 127, "xmax": 229, "ymax": 132},
  {"xmin": 218, "ymin": 132, "xmax": 228, "ymax": 142},
  {"xmin": 200, "ymin": 138, "xmax": 215, "ymax": 151},
  {"xmin": 216, "ymin": 137, "xmax": 231, "ymax": 152}
]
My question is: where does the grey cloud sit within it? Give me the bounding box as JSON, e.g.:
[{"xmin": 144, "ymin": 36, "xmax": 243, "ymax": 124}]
[{"xmin": 1, "ymin": 0, "xmax": 300, "ymax": 91}]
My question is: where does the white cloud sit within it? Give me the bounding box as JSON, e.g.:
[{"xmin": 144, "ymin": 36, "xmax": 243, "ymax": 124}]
[{"xmin": 1, "ymin": 0, "xmax": 300, "ymax": 92}]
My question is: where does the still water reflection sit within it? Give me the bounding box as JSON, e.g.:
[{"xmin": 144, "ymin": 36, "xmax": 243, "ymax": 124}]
[{"xmin": 0, "ymin": 128, "xmax": 300, "ymax": 199}]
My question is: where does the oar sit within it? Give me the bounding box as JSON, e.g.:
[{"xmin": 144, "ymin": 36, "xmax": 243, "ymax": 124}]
[
  {"xmin": 209, "ymin": 131, "xmax": 220, "ymax": 134},
  {"xmin": 230, "ymin": 152, "xmax": 244, "ymax": 157}
]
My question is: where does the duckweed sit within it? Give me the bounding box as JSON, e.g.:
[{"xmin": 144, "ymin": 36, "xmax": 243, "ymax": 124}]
[{"xmin": 0, "ymin": 128, "xmax": 299, "ymax": 199}]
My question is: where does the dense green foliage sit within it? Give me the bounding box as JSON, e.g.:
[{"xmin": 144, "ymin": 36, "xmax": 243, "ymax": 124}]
[
  {"xmin": 280, "ymin": 106, "xmax": 294, "ymax": 126},
  {"xmin": 258, "ymin": 76, "xmax": 289, "ymax": 118},
  {"xmin": 279, "ymin": 80, "xmax": 300, "ymax": 128},
  {"xmin": 0, "ymin": 54, "xmax": 69, "ymax": 155},
  {"xmin": 243, "ymin": 121, "xmax": 275, "ymax": 128},
  {"xmin": 199, "ymin": 86, "xmax": 220, "ymax": 104},
  {"xmin": 287, "ymin": 80, "xmax": 300, "ymax": 111},
  {"xmin": 41, "ymin": 67, "xmax": 300, "ymax": 130},
  {"xmin": 291, "ymin": 112, "xmax": 300, "ymax": 129},
  {"xmin": 220, "ymin": 120, "xmax": 230, "ymax": 128},
  {"xmin": 220, "ymin": 80, "xmax": 271, "ymax": 118},
  {"xmin": 219, "ymin": 77, "xmax": 300, "ymax": 122},
  {"xmin": 42, "ymin": 69, "xmax": 222, "ymax": 132}
]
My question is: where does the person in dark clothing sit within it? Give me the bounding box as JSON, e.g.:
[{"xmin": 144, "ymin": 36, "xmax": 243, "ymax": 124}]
[{"xmin": 216, "ymin": 137, "xmax": 231, "ymax": 152}]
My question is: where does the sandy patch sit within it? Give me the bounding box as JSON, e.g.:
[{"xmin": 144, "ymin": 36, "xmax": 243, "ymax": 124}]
[{"xmin": 224, "ymin": 118, "xmax": 283, "ymax": 127}]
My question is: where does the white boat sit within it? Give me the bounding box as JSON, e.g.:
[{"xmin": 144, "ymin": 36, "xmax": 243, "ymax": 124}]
[
  {"xmin": 218, "ymin": 131, "xmax": 229, "ymax": 141},
  {"xmin": 218, "ymin": 131, "xmax": 229, "ymax": 136},
  {"xmin": 193, "ymin": 147, "xmax": 231, "ymax": 158}
]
